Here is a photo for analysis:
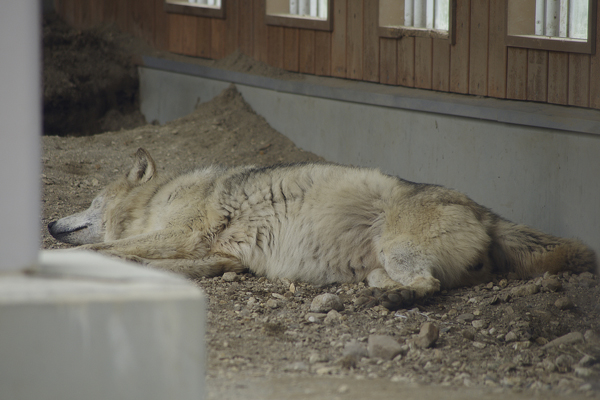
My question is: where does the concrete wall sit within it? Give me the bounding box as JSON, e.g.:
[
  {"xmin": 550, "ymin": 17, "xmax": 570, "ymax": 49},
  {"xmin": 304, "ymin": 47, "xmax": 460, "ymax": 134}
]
[{"xmin": 139, "ymin": 64, "xmax": 600, "ymax": 255}]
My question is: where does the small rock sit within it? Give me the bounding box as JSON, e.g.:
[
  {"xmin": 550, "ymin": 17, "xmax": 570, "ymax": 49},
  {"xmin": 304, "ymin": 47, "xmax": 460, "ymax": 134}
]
[
  {"xmin": 367, "ymin": 334, "xmax": 403, "ymax": 360},
  {"xmin": 415, "ymin": 322, "xmax": 439, "ymax": 348},
  {"xmin": 472, "ymin": 341, "xmax": 486, "ymax": 349},
  {"xmin": 512, "ymin": 341, "xmax": 531, "ymax": 350},
  {"xmin": 265, "ymin": 299, "xmax": 279, "ymax": 309},
  {"xmin": 324, "ymin": 309, "xmax": 344, "ymax": 325},
  {"xmin": 554, "ymin": 297, "xmax": 575, "ymax": 310},
  {"xmin": 555, "ymin": 354, "xmax": 575, "ymax": 369},
  {"xmin": 578, "ymin": 355, "xmax": 595, "ymax": 367},
  {"xmin": 584, "ymin": 330, "xmax": 600, "ymax": 344},
  {"xmin": 343, "ymin": 339, "xmax": 369, "ymax": 359},
  {"xmin": 222, "ymin": 272, "xmax": 239, "ymax": 282},
  {"xmin": 337, "ymin": 384, "xmax": 350, "ymax": 394},
  {"xmin": 542, "ymin": 276, "xmax": 562, "ymax": 292},
  {"xmin": 543, "ymin": 331, "xmax": 584, "ymax": 349},
  {"xmin": 505, "ymin": 331, "xmax": 519, "ymax": 343},
  {"xmin": 309, "ymin": 352, "xmax": 329, "ymax": 364},
  {"xmin": 472, "ymin": 320, "xmax": 489, "ymax": 329},
  {"xmin": 305, "ymin": 313, "xmax": 327, "ymax": 323},
  {"xmin": 461, "ymin": 329, "xmax": 475, "ymax": 341},
  {"xmin": 542, "ymin": 359, "xmax": 557, "ymax": 372},
  {"xmin": 498, "ymin": 279, "xmax": 508, "ymax": 288},
  {"xmin": 457, "ymin": 313, "xmax": 475, "ymax": 323},
  {"xmin": 510, "ymin": 284, "xmax": 539, "ymax": 297},
  {"xmin": 311, "ymin": 293, "xmax": 344, "ymax": 313},
  {"xmin": 499, "ymin": 292, "xmax": 512, "ymax": 303}
]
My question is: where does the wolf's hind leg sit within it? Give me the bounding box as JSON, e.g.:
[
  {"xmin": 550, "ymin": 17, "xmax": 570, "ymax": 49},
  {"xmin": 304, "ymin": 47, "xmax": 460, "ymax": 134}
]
[{"xmin": 144, "ymin": 255, "xmax": 247, "ymax": 280}]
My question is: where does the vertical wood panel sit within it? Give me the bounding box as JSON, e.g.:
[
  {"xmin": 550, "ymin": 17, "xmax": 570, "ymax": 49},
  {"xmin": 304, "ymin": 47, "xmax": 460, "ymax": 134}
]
[
  {"xmin": 299, "ymin": 30, "xmax": 316, "ymax": 74},
  {"xmin": 415, "ymin": 37, "xmax": 432, "ymax": 89},
  {"xmin": 224, "ymin": 0, "xmax": 239, "ymax": 56},
  {"xmin": 315, "ymin": 31, "xmax": 332, "ymax": 76},
  {"xmin": 379, "ymin": 38, "xmax": 397, "ymax": 85},
  {"xmin": 527, "ymin": 50, "xmax": 548, "ymax": 102},
  {"xmin": 169, "ymin": 14, "xmax": 197, "ymax": 56},
  {"xmin": 267, "ymin": 26, "xmax": 284, "ymax": 69},
  {"xmin": 238, "ymin": 0, "xmax": 254, "ymax": 56},
  {"xmin": 131, "ymin": 0, "xmax": 155, "ymax": 45},
  {"xmin": 253, "ymin": 0, "xmax": 269, "ymax": 63},
  {"xmin": 568, "ymin": 54, "xmax": 590, "ymax": 107},
  {"xmin": 115, "ymin": 1, "xmax": 130, "ymax": 33},
  {"xmin": 487, "ymin": 0, "xmax": 507, "ymax": 98},
  {"xmin": 331, "ymin": 0, "xmax": 348, "ymax": 78},
  {"xmin": 547, "ymin": 52, "xmax": 568, "ymax": 105},
  {"xmin": 103, "ymin": 0, "xmax": 117, "ymax": 22},
  {"xmin": 363, "ymin": 0, "xmax": 379, "ymax": 82},
  {"xmin": 284, "ymin": 28, "xmax": 300, "ymax": 72},
  {"xmin": 450, "ymin": 0, "xmax": 470, "ymax": 94},
  {"xmin": 469, "ymin": 0, "xmax": 488, "ymax": 96},
  {"xmin": 154, "ymin": 0, "xmax": 170, "ymax": 51},
  {"xmin": 196, "ymin": 17, "xmax": 212, "ymax": 58},
  {"xmin": 398, "ymin": 37, "xmax": 415, "ymax": 87},
  {"xmin": 432, "ymin": 39, "xmax": 450, "ymax": 91},
  {"xmin": 211, "ymin": 17, "xmax": 227, "ymax": 59},
  {"xmin": 506, "ymin": 47, "xmax": 528, "ymax": 100},
  {"xmin": 590, "ymin": 3, "xmax": 600, "ymax": 109},
  {"xmin": 89, "ymin": 0, "xmax": 105, "ymax": 26},
  {"xmin": 347, "ymin": 0, "xmax": 364, "ymax": 80}
]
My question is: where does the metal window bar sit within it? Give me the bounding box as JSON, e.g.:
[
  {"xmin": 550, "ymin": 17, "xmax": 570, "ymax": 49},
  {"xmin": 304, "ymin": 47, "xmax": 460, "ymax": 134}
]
[
  {"xmin": 404, "ymin": 0, "xmax": 449, "ymax": 30},
  {"xmin": 290, "ymin": 0, "xmax": 327, "ymax": 19},
  {"xmin": 535, "ymin": 0, "xmax": 588, "ymax": 39}
]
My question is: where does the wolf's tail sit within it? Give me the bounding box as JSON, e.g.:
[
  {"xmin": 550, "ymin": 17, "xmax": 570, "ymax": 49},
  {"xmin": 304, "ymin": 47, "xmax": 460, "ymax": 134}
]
[{"xmin": 490, "ymin": 219, "xmax": 597, "ymax": 278}]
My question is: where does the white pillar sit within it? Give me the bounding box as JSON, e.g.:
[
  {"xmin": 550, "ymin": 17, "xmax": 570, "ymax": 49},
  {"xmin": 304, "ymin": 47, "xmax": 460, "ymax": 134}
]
[{"xmin": 0, "ymin": 0, "xmax": 41, "ymax": 273}]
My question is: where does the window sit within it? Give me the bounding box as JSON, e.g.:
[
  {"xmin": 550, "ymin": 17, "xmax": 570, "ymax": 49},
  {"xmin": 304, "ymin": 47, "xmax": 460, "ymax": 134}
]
[
  {"xmin": 266, "ymin": 0, "xmax": 332, "ymax": 31},
  {"xmin": 379, "ymin": 0, "xmax": 456, "ymax": 43},
  {"xmin": 506, "ymin": 0, "xmax": 596, "ymax": 54},
  {"xmin": 164, "ymin": 0, "xmax": 225, "ymax": 18}
]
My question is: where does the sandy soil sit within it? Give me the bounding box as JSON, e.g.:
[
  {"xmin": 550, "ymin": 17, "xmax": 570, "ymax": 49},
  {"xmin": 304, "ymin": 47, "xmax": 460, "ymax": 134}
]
[{"xmin": 41, "ymin": 14, "xmax": 600, "ymax": 398}]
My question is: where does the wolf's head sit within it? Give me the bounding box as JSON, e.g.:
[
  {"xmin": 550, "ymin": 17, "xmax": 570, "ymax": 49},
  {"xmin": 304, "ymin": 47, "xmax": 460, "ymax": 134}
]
[{"xmin": 48, "ymin": 148, "xmax": 157, "ymax": 245}]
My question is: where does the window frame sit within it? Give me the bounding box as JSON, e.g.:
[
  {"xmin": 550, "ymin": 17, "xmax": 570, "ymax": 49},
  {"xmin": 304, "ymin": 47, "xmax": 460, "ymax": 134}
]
[
  {"xmin": 378, "ymin": 0, "xmax": 457, "ymax": 44},
  {"xmin": 505, "ymin": 0, "xmax": 597, "ymax": 54},
  {"xmin": 265, "ymin": 0, "xmax": 333, "ymax": 31},
  {"xmin": 164, "ymin": 0, "xmax": 226, "ymax": 19}
]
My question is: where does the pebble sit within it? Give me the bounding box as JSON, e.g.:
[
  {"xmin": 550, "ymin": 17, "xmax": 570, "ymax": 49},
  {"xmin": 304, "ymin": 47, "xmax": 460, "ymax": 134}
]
[
  {"xmin": 310, "ymin": 293, "xmax": 344, "ymax": 313},
  {"xmin": 415, "ymin": 322, "xmax": 439, "ymax": 348},
  {"xmin": 305, "ymin": 313, "xmax": 327, "ymax": 323},
  {"xmin": 504, "ymin": 331, "xmax": 518, "ymax": 343},
  {"xmin": 541, "ymin": 276, "xmax": 562, "ymax": 292},
  {"xmin": 343, "ymin": 339, "xmax": 369, "ymax": 359},
  {"xmin": 578, "ymin": 355, "xmax": 595, "ymax": 367},
  {"xmin": 265, "ymin": 299, "xmax": 279, "ymax": 309},
  {"xmin": 472, "ymin": 341, "xmax": 486, "ymax": 349},
  {"xmin": 543, "ymin": 331, "xmax": 583, "ymax": 348},
  {"xmin": 222, "ymin": 272, "xmax": 239, "ymax": 282},
  {"xmin": 574, "ymin": 367, "xmax": 593, "ymax": 378},
  {"xmin": 324, "ymin": 309, "xmax": 344, "ymax": 325},
  {"xmin": 471, "ymin": 320, "xmax": 488, "ymax": 329},
  {"xmin": 367, "ymin": 334, "xmax": 403, "ymax": 360},
  {"xmin": 510, "ymin": 284, "xmax": 539, "ymax": 297},
  {"xmin": 457, "ymin": 313, "xmax": 475, "ymax": 322},
  {"xmin": 554, "ymin": 297, "xmax": 575, "ymax": 310}
]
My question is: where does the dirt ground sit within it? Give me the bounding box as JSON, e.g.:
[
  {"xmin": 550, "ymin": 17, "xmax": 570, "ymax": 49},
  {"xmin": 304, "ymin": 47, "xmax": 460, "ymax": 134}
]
[{"xmin": 41, "ymin": 14, "xmax": 600, "ymax": 398}]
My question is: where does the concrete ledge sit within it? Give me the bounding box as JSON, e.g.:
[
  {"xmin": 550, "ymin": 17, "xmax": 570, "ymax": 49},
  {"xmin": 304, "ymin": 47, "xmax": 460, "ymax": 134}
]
[
  {"xmin": 0, "ymin": 250, "xmax": 205, "ymax": 400},
  {"xmin": 143, "ymin": 56, "xmax": 600, "ymax": 136}
]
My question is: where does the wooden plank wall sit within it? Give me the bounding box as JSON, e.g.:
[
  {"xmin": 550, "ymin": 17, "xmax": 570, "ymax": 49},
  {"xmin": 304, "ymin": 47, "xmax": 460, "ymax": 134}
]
[{"xmin": 54, "ymin": 0, "xmax": 600, "ymax": 111}]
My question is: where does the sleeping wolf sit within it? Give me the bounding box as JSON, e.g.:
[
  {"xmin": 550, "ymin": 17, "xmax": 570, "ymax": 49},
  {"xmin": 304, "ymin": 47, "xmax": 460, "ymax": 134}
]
[{"xmin": 48, "ymin": 148, "xmax": 596, "ymax": 308}]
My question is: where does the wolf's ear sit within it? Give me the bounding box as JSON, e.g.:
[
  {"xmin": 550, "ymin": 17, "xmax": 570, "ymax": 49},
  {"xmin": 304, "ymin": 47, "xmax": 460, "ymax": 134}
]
[{"xmin": 127, "ymin": 148, "xmax": 156, "ymax": 184}]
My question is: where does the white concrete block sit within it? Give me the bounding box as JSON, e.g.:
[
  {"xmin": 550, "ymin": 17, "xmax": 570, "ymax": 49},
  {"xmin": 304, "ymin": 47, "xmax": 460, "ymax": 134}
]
[{"xmin": 0, "ymin": 251, "xmax": 205, "ymax": 400}]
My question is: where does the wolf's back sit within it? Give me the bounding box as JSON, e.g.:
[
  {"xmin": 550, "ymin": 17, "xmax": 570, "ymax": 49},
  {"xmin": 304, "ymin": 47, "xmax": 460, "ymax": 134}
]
[{"xmin": 490, "ymin": 219, "xmax": 597, "ymax": 278}]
